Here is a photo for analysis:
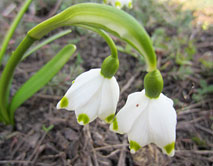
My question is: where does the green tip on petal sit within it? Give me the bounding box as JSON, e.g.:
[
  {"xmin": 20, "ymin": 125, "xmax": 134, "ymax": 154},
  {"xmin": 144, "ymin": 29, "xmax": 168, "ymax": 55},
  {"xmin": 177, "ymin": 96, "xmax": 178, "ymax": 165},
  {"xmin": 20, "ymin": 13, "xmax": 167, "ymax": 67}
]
[
  {"xmin": 77, "ymin": 114, "xmax": 90, "ymax": 125},
  {"xmin": 72, "ymin": 80, "xmax": 75, "ymax": 84},
  {"xmin": 105, "ymin": 114, "xmax": 115, "ymax": 123},
  {"xmin": 112, "ymin": 117, "xmax": 118, "ymax": 131},
  {"xmin": 60, "ymin": 96, "xmax": 69, "ymax": 108},
  {"xmin": 115, "ymin": 1, "xmax": 121, "ymax": 8},
  {"xmin": 164, "ymin": 142, "xmax": 175, "ymax": 155},
  {"xmin": 129, "ymin": 140, "xmax": 141, "ymax": 154}
]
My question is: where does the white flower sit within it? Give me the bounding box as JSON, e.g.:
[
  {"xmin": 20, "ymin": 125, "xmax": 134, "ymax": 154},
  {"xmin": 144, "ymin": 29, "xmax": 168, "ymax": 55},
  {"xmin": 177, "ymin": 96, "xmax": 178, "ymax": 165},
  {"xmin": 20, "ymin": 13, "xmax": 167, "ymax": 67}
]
[
  {"xmin": 110, "ymin": 89, "xmax": 177, "ymax": 157},
  {"xmin": 105, "ymin": 0, "xmax": 133, "ymax": 9},
  {"xmin": 57, "ymin": 68, "xmax": 119, "ymax": 125}
]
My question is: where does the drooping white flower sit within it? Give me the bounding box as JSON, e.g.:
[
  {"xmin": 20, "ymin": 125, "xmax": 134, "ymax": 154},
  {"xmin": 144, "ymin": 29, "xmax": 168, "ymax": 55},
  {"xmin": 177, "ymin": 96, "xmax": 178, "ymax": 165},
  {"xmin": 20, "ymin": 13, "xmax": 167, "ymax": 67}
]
[
  {"xmin": 110, "ymin": 89, "xmax": 177, "ymax": 157},
  {"xmin": 104, "ymin": 0, "xmax": 133, "ymax": 9},
  {"xmin": 57, "ymin": 68, "xmax": 119, "ymax": 125}
]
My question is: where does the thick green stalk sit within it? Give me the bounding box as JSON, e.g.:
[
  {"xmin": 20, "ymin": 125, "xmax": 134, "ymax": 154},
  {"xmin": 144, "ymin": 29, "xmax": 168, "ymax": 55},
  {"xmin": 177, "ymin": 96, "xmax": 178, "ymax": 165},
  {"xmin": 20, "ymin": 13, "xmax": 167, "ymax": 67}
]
[
  {"xmin": 28, "ymin": 3, "xmax": 157, "ymax": 71},
  {"xmin": 0, "ymin": 35, "xmax": 36, "ymax": 124},
  {"xmin": 23, "ymin": 29, "xmax": 72, "ymax": 60},
  {"xmin": 0, "ymin": 0, "xmax": 33, "ymax": 65}
]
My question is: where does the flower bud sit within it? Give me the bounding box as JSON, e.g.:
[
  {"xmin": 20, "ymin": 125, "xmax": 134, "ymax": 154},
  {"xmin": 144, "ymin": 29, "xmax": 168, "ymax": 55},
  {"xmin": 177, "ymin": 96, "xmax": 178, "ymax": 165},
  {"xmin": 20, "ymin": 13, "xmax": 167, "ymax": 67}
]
[
  {"xmin": 101, "ymin": 56, "xmax": 119, "ymax": 78},
  {"xmin": 144, "ymin": 69, "xmax": 163, "ymax": 98}
]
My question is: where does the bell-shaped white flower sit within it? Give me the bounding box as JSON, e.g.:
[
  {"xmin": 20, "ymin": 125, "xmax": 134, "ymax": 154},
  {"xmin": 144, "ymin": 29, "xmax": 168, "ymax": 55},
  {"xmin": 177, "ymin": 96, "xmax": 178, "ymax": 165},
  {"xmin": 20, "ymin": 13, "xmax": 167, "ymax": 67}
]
[
  {"xmin": 57, "ymin": 68, "xmax": 119, "ymax": 125},
  {"xmin": 105, "ymin": 0, "xmax": 132, "ymax": 9},
  {"xmin": 110, "ymin": 90, "xmax": 177, "ymax": 157}
]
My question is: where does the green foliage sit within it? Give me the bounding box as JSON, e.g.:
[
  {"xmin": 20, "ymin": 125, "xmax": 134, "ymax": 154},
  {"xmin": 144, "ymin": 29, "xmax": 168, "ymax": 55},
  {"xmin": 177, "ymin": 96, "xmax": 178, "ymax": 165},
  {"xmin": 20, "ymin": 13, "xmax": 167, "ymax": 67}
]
[
  {"xmin": 42, "ymin": 124, "xmax": 54, "ymax": 133},
  {"xmin": 23, "ymin": 29, "xmax": 72, "ymax": 60},
  {"xmin": 199, "ymin": 52, "xmax": 213, "ymax": 69},
  {"xmin": 193, "ymin": 80, "xmax": 213, "ymax": 102},
  {"xmin": 9, "ymin": 44, "xmax": 76, "ymax": 122},
  {"xmin": 191, "ymin": 136, "xmax": 206, "ymax": 147}
]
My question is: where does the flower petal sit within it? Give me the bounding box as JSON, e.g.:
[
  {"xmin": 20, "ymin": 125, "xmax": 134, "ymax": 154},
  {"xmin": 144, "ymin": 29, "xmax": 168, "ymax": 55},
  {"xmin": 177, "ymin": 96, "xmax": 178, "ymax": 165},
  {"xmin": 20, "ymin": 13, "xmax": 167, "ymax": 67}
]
[
  {"xmin": 57, "ymin": 69, "xmax": 103, "ymax": 110},
  {"xmin": 98, "ymin": 76, "xmax": 119, "ymax": 122},
  {"xmin": 72, "ymin": 69, "xmax": 101, "ymax": 88},
  {"xmin": 148, "ymin": 93, "xmax": 177, "ymax": 156},
  {"xmin": 127, "ymin": 108, "xmax": 151, "ymax": 153},
  {"xmin": 75, "ymin": 91, "xmax": 101, "ymax": 125},
  {"xmin": 110, "ymin": 90, "xmax": 149, "ymax": 133}
]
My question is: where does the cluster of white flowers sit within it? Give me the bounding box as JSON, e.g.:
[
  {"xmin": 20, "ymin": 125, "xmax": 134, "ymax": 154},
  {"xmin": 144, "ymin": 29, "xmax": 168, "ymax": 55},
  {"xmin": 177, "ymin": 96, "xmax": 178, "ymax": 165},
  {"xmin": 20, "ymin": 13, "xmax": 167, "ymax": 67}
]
[
  {"xmin": 104, "ymin": 0, "xmax": 132, "ymax": 9},
  {"xmin": 57, "ymin": 68, "xmax": 177, "ymax": 157},
  {"xmin": 56, "ymin": 2, "xmax": 177, "ymax": 156}
]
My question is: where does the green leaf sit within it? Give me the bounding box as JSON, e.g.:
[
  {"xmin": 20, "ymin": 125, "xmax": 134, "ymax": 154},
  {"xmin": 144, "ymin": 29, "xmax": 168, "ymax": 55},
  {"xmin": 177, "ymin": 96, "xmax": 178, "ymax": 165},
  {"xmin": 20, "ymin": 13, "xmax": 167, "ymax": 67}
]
[
  {"xmin": 9, "ymin": 44, "xmax": 76, "ymax": 120},
  {"xmin": 0, "ymin": 0, "xmax": 33, "ymax": 66},
  {"xmin": 42, "ymin": 124, "xmax": 54, "ymax": 133},
  {"xmin": 23, "ymin": 29, "xmax": 72, "ymax": 60}
]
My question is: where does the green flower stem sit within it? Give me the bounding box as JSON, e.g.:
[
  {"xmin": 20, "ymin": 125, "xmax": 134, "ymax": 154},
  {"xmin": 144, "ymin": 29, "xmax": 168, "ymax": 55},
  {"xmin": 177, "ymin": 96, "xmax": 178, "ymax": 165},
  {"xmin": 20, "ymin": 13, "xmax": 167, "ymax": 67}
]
[
  {"xmin": 78, "ymin": 25, "xmax": 118, "ymax": 59},
  {"xmin": 22, "ymin": 29, "xmax": 72, "ymax": 60},
  {"xmin": 0, "ymin": 35, "xmax": 36, "ymax": 124},
  {"xmin": 77, "ymin": 25, "xmax": 119, "ymax": 78},
  {"xmin": 0, "ymin": 0, "xmax": 33, "ymax": 66},
  {"xmin": 28, "ymin": 3, "xmax": 157, "ymax": 71}
]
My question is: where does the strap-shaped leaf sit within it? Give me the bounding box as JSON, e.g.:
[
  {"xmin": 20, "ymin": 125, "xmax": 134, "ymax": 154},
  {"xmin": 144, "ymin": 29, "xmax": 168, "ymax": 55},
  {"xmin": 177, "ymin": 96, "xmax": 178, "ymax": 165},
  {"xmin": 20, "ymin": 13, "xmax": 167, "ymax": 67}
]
[
  {"xmin": 9, "ymin": 44, "xmax": 76, "ymax": 119},
  {"xmin": 23, "ymin": 29, "xmax": 72, "ymax": 60},
  {"xmin": 0, "ymin": 0, "xmax": 33, "ymax": 65}
]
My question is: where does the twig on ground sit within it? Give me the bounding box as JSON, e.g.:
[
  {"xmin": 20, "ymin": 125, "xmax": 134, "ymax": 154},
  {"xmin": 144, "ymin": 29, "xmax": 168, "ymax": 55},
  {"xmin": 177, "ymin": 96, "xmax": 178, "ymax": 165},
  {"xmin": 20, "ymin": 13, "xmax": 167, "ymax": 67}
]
[
  {"xmin": 120, "ymin": 71, "xmax": 142, "ymax": 96},
  {"xmin": 10, "ymin": 130, "xmax": 34, "ymax": 160},
  {"xmin": 195, "ymin": 124, "xmax": 213, "ymax": 135},
  {"xmin": 0, "ymin": 160, "xmax": 52, "ymax": 166},
  {"xmin": 118, "ymin": 136, "xmax": 128, "ymax": 166},
  {"xmin": 34, "ymin": 93, "xmax": 61, "ymax": 100},
  {"xmin": 97, "ymin": 149, "xmax": 121, "ymax": 158},
  {"xmin": 95, "ymin": 144, "xmax": 129, "ymax": 151},
  {"xmin": 84, "ymin": 125, "xmax": 99, "ymax": 166},
  {"xmin": 28, "ymin": 131, "xmax": 47, "ymax": 165}
]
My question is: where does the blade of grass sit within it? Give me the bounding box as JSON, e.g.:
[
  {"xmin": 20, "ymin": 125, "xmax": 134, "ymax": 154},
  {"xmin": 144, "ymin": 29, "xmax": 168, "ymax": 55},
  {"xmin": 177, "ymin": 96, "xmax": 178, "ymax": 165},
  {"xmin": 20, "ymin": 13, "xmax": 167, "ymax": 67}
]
[
  {"xmin": 9, "ymin": 44, "xmax": 76, "ymax": 123},
  {"xmin": 0, "ymin": 0, "xmax": 33, "ymax": 66},
  {"xmin": 22, "ymin": 29, "xmax": 72, "ymax": 60}
]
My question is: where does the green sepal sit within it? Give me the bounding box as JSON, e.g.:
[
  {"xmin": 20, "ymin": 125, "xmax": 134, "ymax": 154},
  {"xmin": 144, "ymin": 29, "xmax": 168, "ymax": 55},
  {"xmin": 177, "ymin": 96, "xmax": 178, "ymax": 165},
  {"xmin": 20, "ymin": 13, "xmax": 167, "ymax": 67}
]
[
  {"xmin": 144, "ymin": 69, "xmax": 163, "ymax": 98},
  {"xmin": 101, "ymin": 56, "xmax": 119, "ymax": 78}
]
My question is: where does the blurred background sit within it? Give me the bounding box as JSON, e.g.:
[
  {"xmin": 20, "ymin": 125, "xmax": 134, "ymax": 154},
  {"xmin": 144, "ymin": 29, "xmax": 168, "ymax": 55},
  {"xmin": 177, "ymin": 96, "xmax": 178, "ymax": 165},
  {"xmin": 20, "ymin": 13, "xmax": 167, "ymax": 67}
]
[{"xmin": 0, "ymin": 0, "xmax": 212, "ymax": 165}]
